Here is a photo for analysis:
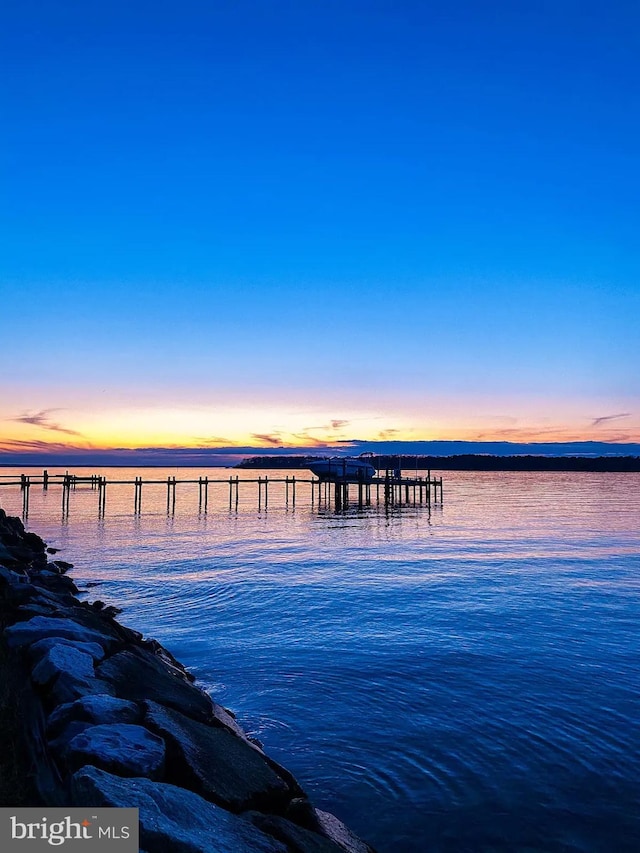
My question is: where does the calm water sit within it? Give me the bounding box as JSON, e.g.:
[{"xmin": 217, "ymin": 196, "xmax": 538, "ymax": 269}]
[{"xmin": 2, "ymin": 467, "xmax": 639, "ymax": 852}]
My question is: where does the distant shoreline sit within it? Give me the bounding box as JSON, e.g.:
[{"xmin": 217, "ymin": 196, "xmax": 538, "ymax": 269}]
[
  {"xmin": 0, "ymin": 464, "xmax": 232, "ymax": 469},
  {"xmin": 2, "ymin": 455, "xmax": 640, "ymax": 472},
  {"xmin": 236, "ymin": 455, "xmax": 640, "ymax": 472}
]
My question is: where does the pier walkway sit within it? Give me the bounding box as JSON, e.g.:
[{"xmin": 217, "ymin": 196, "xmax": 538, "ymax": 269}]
[{"xmin": 0, "ymin": 470, "xmax": 444, "ymax": 518}]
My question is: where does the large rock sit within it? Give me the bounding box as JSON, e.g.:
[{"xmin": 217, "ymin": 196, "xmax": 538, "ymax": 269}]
[
  {"xmin": 0, "ymin": 565, "xmax": 28, "ymax": 585},
  {"xmin": 32, "ymin": 572, "xmax": 79, "ymax": 594},
  {"xmin": 249, "ymin": 813, "xmax": 349, "ymax": 853},
  {"xmin": 211, "ymin": 703, "xmax": 256, "ymax": 743},
  {"xmin": 23, "ymin": 530, "xmax": 47, "ymax": 553},
  {"xmin": 29, "ymin": 636, "xmax": 106, "ymax": 666},
  {"xmin": 96, "ymin": 650, "xmax": 214, "ymax": 722},
  {"xmin": 64, "ymin": 724, "xmax": 166, "ymax": 780},
  {"xmin": 29, "ymin": 642, "xmax": 115, "ymax": 705},
  {"xmin": 284, "ymin": 802, "xmax": 376, "ymax": 853},
  {"xmin": 5, "ymin": 544, "xmax": 38, "ymax": 564},
  {"xmin": 0, "ymin": 509, "xmax": 25, "ymax": 536},
  {"xmin": 28, "ymin": 586, "xmax": 76, "ymax": 606},
  {"xmin": 0, "ymin": 542, "xmax": 17, "ymax": 565},
  {"xmin": 50, "ymin": 559, "xmax": 74, "ymax": 573},
  {"xmin": 314, "ymin": 810, "xmax": 374, "ymax": 853},
  {"xmin": 47, "ymin": 694, "xmax": 140, "ymax": 739},
  {"xmin": 51, "ymin": 670, "xmax": 116, "ymax": 706},
  {"xmin": 16, "ymin": 588, "xmax": 80, "ymax": 620},
  {"xmin": 32, "ymin": 643, "xmax": 96, "ymax": 688},
  {"xmin": 144, "ymin": 701, "xmax": 292, "ymax": 813},
  {"xmin": 18, "ymin": 602, "xmax": 59, "ymax": 618},
  {"xmin": 71, "ymin": 765, "xmax": 287, "ymax": 853},
  {"xmin": 4, "ymin": 615, "xmax": 119, "ymax": 652}
]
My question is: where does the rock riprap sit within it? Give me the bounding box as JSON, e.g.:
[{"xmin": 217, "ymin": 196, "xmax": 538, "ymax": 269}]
[{"xmin": 0, "ymin": 507, "xmax": 376, "ymax": 853}]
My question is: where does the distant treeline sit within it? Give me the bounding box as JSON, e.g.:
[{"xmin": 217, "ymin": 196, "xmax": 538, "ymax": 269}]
[{"xmin": 236, "ymin": 455, "xmax": 640, "ymax": 472}]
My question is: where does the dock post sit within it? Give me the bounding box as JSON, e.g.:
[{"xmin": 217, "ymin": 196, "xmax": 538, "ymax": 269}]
[
  {"xmin": 62, "ymin": 474, "xmax": 70, "ymax": 517},
  {"xmin": 198, "ymin": 476, "xmax": 209, "ymax": 513},
  {"xmin": 264, "ymin": 476, "xmax": 268, "ymax": 509},
  {"xmin": 98, "ymin": 477, "xmax": 106, "ymax": 516},
  {"xmin": 258, "ymin": 477, "xmax": 262, "ymax": 511},
  {"xmin": 43, "ymin": 469, "xmax": 49, "ymax": 491},
  {"xmin": 334, "ymin": 481, "xmax": 342, "ymax": 511},
  {"xmin": 285, "ymin": 476, "xmax": 289, "ymax": 506},
  {"xmin": 166, "ymin": 477, "xmax": 176, "ymax": 514},
  {"xmin": 235, "ymin": 476, "xmax": 239, "ymax": 509},
  {"xmin": 22, "ymin": 477, "xmax": 30, "ymax": 517},
  {"xmin": 228, "ymin": 476, "xmax": 233, "ymax": 510},
  {"xmin": 292, "ymin": 475, "xmax": 296, "ymax": 508}
]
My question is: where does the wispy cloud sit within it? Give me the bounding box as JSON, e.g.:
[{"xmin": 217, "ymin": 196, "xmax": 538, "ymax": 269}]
[
  {"xmin": 591, "ymin": 413, "xmax": 630, "ymax": 427},
  {"xmin": 470, "ymin": 426, "xmax": 586, "ymax": 442},
  {"xmin": 195, "ymin": 436, "xmax": 236, "ymax": 446},
  {"xmin": 290, "ymin": 431, "xmax": 330, "ymax": 447},
  {"xmin": 0, "ymin": 438, "xmax": 86, "ymax": 453},
  {"xmin": 377, "ymin": 428, "xmax": 399, "ymax": 440},
  {"xmin": 251, "ymin": 432, "xmax": 283, "ymax": 446},
  {"xmin": 291, "ymin": 420, "xmax": 352, "ymax": 444},
  {"xmin": 11, "ymin": 409, "xmax": 82, "ymax": 436}
]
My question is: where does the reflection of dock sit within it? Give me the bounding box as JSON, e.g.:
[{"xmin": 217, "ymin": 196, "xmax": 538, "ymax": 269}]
[{"xmin": 1, "ymin": 470, "xmax": 443, "ymax": 518}]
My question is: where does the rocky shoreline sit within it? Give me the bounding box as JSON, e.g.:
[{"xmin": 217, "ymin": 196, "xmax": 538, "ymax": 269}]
[{"xmin": 0, "ymin": 508, "xmax": 375, "ymax": 853}]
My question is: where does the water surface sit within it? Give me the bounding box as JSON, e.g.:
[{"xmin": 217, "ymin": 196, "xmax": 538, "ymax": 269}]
[{"xmin": 1, "ymin": 468, "xmax": 638, "ymax": 852}]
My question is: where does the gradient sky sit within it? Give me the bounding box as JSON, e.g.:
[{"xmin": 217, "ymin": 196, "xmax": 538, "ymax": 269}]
[{"xmin": 2, "ymin": 0, "xmax": 639, "ymax": 455}]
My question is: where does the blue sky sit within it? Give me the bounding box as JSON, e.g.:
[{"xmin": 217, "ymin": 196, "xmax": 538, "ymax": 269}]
[{"xmin": 2, "ymin": 1, "xmax": 639, "ymax": 455}]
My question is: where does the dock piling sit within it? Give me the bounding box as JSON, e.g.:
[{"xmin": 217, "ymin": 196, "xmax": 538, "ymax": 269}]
[
  {"xmin": 98, "ymin": 477, "xmax": 107, "ymax": 516},
  {"xmin": 22, "ymin": 476, "xmax": 30, "ymax": 517},
  {"xmin": 134, "ymin": 476, "xmax": 142, "ymax": 514}
]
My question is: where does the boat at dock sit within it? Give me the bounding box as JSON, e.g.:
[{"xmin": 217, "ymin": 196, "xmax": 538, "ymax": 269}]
[{"xmin": 306, "ymin": 455, "xmax": 377, "ymax": 483}]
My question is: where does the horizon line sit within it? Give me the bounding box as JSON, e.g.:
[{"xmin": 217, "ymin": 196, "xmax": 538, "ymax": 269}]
[{"xmin": 2, "ymin": 438, "xmax": 640, "ymax": 467}]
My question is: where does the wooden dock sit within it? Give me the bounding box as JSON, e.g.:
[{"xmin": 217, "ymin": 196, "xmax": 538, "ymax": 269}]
[{"xmin": 0, "ymin": 470, "xmax": 444, "ymax": 518}]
